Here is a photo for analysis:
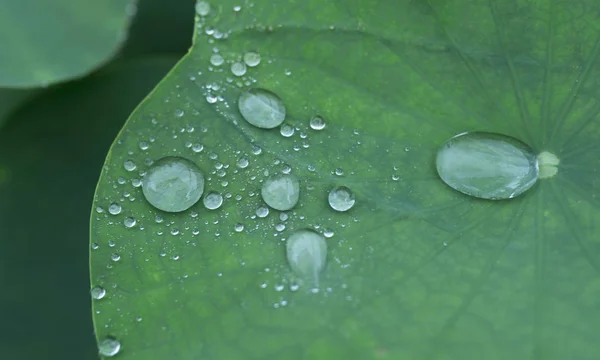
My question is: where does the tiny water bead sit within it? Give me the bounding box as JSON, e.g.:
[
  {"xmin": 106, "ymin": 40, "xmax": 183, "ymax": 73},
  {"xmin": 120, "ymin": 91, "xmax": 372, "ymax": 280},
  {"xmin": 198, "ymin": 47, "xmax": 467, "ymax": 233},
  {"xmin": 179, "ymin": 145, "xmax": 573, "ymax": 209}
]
[
  {"xmin": 537, "ymin": 151, "xmax": 560, "ymax": 179},
  {"xmin": 261, "ymin": 174, "xmax": 300, "ymax": 211},
  {"xmin": 231, "ymin": 62, "xmax": 247, "ymax": 76},
  {"xmin": 243, "ymin": 52, "xmax": 261, "ymax": 67},
  {"xmin": 98, "ymin": 337, "xmax": 121, "ymax": 357},
  {"xmin": 210, "ymin": 53, "xmax": 224, "ymax": 66},
  {"xmin": 436, "ymin": 132, "xmax": 539, "ymax": 200},
  {"xmin": 238, "ymin": 88, "xmax": 286, "ymax": 129},
  {"xmin": 123, "ymin": 159, "xmax": 137, "ymax": 171},
  {"xmin": 286, "ymin": 230, "xmax": 328, "ymax": 284},
  {"xmin": 328, "ymin": 186, "xmax": 355, "ymax": 212},
  {"xmin": 280, "ymin": 124, "xmax": 295, "ymax": 137},
  {"xmin": 91, "ymin": 286, "xmax": 106, "ymax": 300},
  {"xmin": 108, "ymin": 202, "xmax": 121, "ymax": 215},
  {"xmin": 124, "ymin": 217, "xmax": 136, "ymax": 228},
  {"xmin": 309, "ymin": 116, "xmax": 326, "ymax": 130},
  {"xmin": 203, "ymin": 191, "xmax": 224, "ymax": 210},
  {"xmin": 195, "ymin": 1, "xmax": 210, "ymax": 16},
  {"xmin": 142, "ymin": 156, "xmax": 205, "ymax": 212}
]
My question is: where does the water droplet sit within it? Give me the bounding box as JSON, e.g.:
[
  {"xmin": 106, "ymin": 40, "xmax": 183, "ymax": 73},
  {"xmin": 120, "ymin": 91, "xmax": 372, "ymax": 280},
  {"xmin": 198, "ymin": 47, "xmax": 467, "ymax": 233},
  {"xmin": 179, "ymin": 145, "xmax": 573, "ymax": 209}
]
[
  {"xmin": 280, "ymin": 124, "xmax": 295, "ymax": 137},
  {"xmin": 328, "ymin": 186, "xmax": 355, "ymax": 212},
  {"xmin": 234, "ymin": 223, "xmax": 244, "ymax": 232},
  {"xmin": 309, "ymin": 116, "xmax": 326, "ymax": 130},
  {"xmin": 195, "ymin": 1, "xmax": 210, "ymax": 16},
  {"xmin": 537, "ymin": 151, "xmax": 559, "ymax": 179},
  {"xmin": 436, "ymin": 132, "xmax": 539, "ymax": 200},
  {"xmin": 192, "ymin": 143, "xmax": 204, "ymax": 153},
  {"xmin": 334, "ymin": 168, "xmax": 343, "ymax": 176},
  {"xmin": 256, "ymin": 206, "xmax": 269, "ymax": 218},
  {"xmin": 243, "ymin": 52, "xmax": 261, "ymax": 67},
  {"xmin": 286, "ymin": 230, "xmax": 327, "ymax": 284},
  {"xmin": 139, "ymin": 141, "xmax": 149, "ymax": 150},
  {"xmin": 91, "ymin": 286, "xmax": 106, "ymax": 300},
  {"xmin": 98, "ymin": 337, "xmax": 121, "ymax": 357},
  {"xmin": 142, "ymin": 156, "xmax": 205, "ymax": 212},
  {"xmin": 203, "ymin": 191, "xmax": 224, "ymax": 210},
  {"xmin": 323, "ymin": 228, "xmax": 334, "ymax": 238},
  {"xmin": 124, "ymin": 160, "xmax": 137, "ymax": 171},
  {"xmin": 236, "ymin": 157, "xmax": 249, "ymax": 169},
  {"xmin": 108, "ymin": 203, "xmax": 122, "ymax": 215},
  {"xmin": 111, "ymin": 253, "xmax": 121, "ymax": 261},
  {"xmin": 261, "ymin": 174, "xmax": 300, "ymax": 211},
  {"xmin": 238, "ymin": 88, "xmax": 286, "ymax": 129},
  {"xmin": 124, "ymin": 217, "xmax": 136, "ymax": 228},
  {"xmin": 210, "ymin": 53, "xmax": 224, "ymax": 66},
  {"xmin": 231, "ymin": 62, "xmax": 247, "ymax": 76}
]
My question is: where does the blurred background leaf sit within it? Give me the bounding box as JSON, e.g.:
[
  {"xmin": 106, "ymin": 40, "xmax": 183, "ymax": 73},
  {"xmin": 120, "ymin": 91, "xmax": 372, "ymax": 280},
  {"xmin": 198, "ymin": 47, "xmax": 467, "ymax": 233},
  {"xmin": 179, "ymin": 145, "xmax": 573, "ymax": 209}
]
[
  {"xmin": 0, "ymin": 0, "xmax": 134, "ymax": 88},
  {"xmin": 0, "ymin": 0, "xmax": 195, "ymax": 359}
]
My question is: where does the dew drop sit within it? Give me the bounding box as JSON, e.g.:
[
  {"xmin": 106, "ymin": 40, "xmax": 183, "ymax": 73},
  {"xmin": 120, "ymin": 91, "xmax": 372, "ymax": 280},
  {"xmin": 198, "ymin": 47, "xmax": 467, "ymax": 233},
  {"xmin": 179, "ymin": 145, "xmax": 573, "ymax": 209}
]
[
  {"xmin": 261, "ymin": 174, "xmax": 300, "ymax": 211},
  {"xmin": 436, "ymin": 132, "xmax": 539, "ymax": 200},
  {"xmin": 328, "ymin": 186, "xmax": 355, "ymax": 212},
  {"xmin": 236, "ymin": 157, "xmax": 249, "ymax": 169},
  {"xmin": 124, "ymin": 160, "xmax": 137, "ymax": 171},
  {"xmin": 108, "ymin": 202, "xmax": 122, "ymax": 215},
  {"xmin": 192, "ymin": 143, "xmax": 204, "ymax": 153},
  {"xmin": 243, "ymin": 52, "xmax": 261, "ymax": 67},
  {"xmin": 98, "ymin": 337, "xmax": 121, "ymax": 357},
  {"xmin": 238, "ymin": 88, "xmax": 286, "ymax": 129},
  {"xmin": 280, "ymin": 124, "xmax": 295, "ymax": 137},
  {"xmin": 142, "ymin": 156, "xmax": 205, "ymax": 212},
  {"xmin": 309, "ymin": 116, "xmax": 326, "ymax": 130},
  {"xmin": 231, "ymin": 62, "xmax": 247, "ymax": 76},
  {"xmin": 256, "ymin": 206, "xmax": 269, "ymax": 218},
  {"xmin": 203, "ymin": 191, "xmax": 224, "ymax": 210},
  {"xmin": 124, "ymin": 217, "xmax": 136, "ymax": 228},
  {"xmin": 111, "ymin": 253, "xmax": 121, "ymax": 261},
  {"xmin": 91, "ymin": 286, "xmax": 106, "ymax": 300},
  {"xmin": 195, "ymin": 1, "xmax": 210, "ymax": 16},
  {"xmin": 210, "ymin": 53, "xmax": 224, "ymax": 66},
  {"xmin": 234, "ymin": 223, "xmax": 244, "ymax": 232},
  {"xmin": 286, "ymin": 230, "xmax": 327, "ymax": 284}
]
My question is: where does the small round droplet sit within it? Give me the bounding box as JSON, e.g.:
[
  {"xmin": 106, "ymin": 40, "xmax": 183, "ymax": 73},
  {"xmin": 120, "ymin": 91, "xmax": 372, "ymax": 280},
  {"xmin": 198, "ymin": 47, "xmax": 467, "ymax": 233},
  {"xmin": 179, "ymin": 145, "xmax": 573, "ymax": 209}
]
[
  {"xmin": 238, "ymin": 88, "xmax": 286, "ymax": 129},
  {"xmin": 436, "ymin": 132, "xmax": 539, "ymax": 200},
  {"xmin": 124, "ymin": 217, "xmax": 136, "ymax": 228},
  {"xmin": 142, "ymin": 156, "xmax": 205, "ymax": 212},
  {"xmin": 309, "ymin": 116, "xmax": 326, "ymax": 130},
  {"xmin": 256, "ymin": 206, "xmax": 269, "ymax": 218},
  {"xmin": 210, "ymin": 53, "xmax": 224, "ymax": 66},
  {"xmin": 124, "ymin": 160, "xmax": 137, "ymax": 171},
  {"xmin": 286, "ymin": 230, "xmax": 327, "ymax": 284},
  {"xmin": 111, "ymin": 253, "xmax": 121, "ymax": 261},
  {"xmin": 243, "ymin": 52, "xmax": 261, "ymax": 67},
  {"xmin": 98, "ymin": 337, "xmax": 121, "ymax": 357},
  {"xmin": 328, "ymin": 186, "xmax": 355, "ymax": 212},
  {"xmin": 280, "ymin": 124, "xmax": 295, "ymax": 137},
  {"xmin": 203, "ymin": 191, "xmax": 224, "ymax": 210},
  {"xmin": 91, "ymin": 286, "xmax": 106, "ymax": 300},
  {"xmin": 234, "ymin": 223, "xmax": 244, "ymax": 232},
  {"xmin": 236, "ymin": 157, "xmax": 249, "ymax": 169},
  {"xmin": 108, "ymin": 203, "xmax": 121, "ymax": 215},
  {"xmin": 231, "ymin": 62, "xmax": 247, "ymax": 76},
  {"xmin": 195, "ymin": 1, "xmax": 210, "ymax": 16},
  {"xmin": 261, "ymin": 174, "xmax": 300, "ymax": 211}
]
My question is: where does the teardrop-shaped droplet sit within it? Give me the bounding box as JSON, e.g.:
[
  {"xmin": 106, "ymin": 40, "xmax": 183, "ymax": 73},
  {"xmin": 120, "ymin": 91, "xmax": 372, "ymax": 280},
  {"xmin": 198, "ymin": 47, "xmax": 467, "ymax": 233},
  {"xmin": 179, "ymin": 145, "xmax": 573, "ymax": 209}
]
[
  {"xmin": 261, "ymin": 174, "xmax": 300, "ymax": 211},
  {"xmin": 328, "ymin": 186, "xmax": 355, "ymax": 212},
  {"xmin": 238, "ymin": 88, "xmax": 286, "ymax": 129},
  {"xmin": 436, "ymin": 132, "xmax": 539, "ymax": 200},
  {"xmin": 142, "ymin": 156, "xmax": 205, "ymax": 212},
  {"xmin": 286, "ymin": 230, "xmax": 327, "ymax": 284},
  {"xmin": 98, "ymin": 337, "xmax": 121, "ymax": 357}
]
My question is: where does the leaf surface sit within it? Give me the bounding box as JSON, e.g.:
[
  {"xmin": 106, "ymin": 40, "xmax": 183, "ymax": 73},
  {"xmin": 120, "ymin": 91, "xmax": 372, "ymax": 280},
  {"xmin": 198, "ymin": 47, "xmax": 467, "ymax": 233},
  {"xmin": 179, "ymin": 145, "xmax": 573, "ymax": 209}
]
[{"xmin": 90, "ymin": 1, "xmax": 600, "ymax": 359}]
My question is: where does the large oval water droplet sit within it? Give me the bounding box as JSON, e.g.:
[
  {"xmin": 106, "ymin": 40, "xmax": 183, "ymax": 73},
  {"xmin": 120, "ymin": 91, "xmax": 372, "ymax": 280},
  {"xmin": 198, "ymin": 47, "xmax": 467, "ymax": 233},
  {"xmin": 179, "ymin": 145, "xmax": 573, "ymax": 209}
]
[
  {"xmin": 328, "ymin": 186, "xmax": 355, "ymax": 212},
  {"xmin": 98, "ymin": 337, "xmax": 121, "ymax": 357},
  {"xmin": 238, "ymin": 88, "xmax": 286, "ymax": 129},
  {"xmin": 436, "ymin": 132, "xmax": 539, "ymax": 200},
  {"xmin": 286, "ymin": 230, "xmax": 327, "ymax": 284},
  {"xmin": 261, "ymin": 174, "xmax": 300, "ymax": 211},
  {"xmin": 142, "ymin": 156, "xmax": 205, "ymax": 212}
]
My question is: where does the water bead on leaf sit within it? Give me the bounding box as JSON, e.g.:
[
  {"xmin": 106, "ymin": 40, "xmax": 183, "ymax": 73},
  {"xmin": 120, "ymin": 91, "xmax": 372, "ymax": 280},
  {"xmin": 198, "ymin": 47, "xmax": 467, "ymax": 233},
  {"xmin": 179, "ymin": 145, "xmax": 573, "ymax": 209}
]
[
  {"xmin": 261, "ymin": 174, "xmax": 300, "ymax": 211},
  {"xmin": 328, "ymin": 186, "xmax": 355, "ymax": 212},
  {"xmin": 435, "ymin": 132, "xmax": 539, "ymax": 200},
  {"xmin": 286, "ymin": 230, "xmax": 328, "ymax": 285},
  {"xmin": 238, "ymin": 88, "xmax": 286, "ymax": 129},
  {"xmin": 142, "ymin": 156, "xmax": 205, "ymax": 212}
]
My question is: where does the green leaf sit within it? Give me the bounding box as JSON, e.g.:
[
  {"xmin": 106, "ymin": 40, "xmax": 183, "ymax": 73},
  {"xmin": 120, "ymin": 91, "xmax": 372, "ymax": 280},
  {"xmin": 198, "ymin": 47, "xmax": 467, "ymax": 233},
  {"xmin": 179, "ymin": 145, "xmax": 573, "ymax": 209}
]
[
  {"xmin": 0, "ymin": 56, "xmax": 178, "ymax": 360},
  {"xmin": 0, "ymin": 0, "xmax": 135, "ymax": 88},
  {"xmin": 90, "ymin": 1, "xmax": 600, "ymax": 359}
]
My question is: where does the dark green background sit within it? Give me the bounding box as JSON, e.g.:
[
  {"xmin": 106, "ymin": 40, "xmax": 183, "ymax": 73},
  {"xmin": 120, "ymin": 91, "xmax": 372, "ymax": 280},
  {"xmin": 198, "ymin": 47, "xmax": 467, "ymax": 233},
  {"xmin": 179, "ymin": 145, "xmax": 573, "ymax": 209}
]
[{"xmin": 0, "ymin": 0, "xmax": 194, "ymax": 358}]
